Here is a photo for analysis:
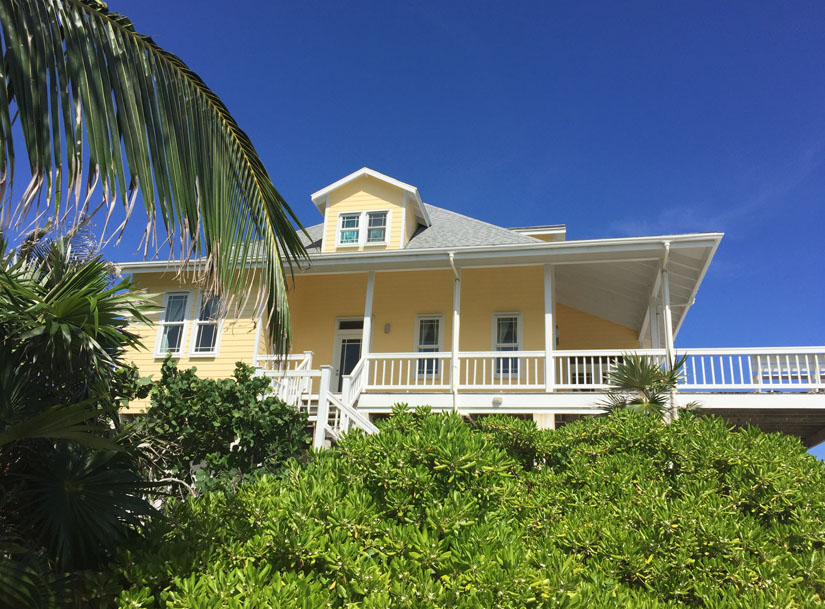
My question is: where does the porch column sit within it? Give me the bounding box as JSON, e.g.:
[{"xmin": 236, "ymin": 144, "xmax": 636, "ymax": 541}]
[
  {"xmin": 451, "ymin": 267, "xmax": 461, "ymax": 410},
  {"xmin": 363, "ymin": 271, "xmax": 375, "ymax": 356},
  {"xmin": 649, "ymin": 299, "xmax": 661, "ymax": 349},
  {"xmin": 543, "ymin": 264, "xmax": 556, "ymax": 392},
  {"xmin": 661, "ymin": 268, "xmax": 675, "ymax": 364}
]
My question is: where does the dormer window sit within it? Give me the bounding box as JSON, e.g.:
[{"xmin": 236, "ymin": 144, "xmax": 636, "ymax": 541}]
[{"xmin": 336, "ymin": 210, "xmax": 391, "ymax": 247}]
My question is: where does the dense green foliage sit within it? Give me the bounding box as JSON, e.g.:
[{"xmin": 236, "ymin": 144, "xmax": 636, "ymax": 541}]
[
  {"xmin": 112, "ymin": 408, "xmax": 825, "ymax": 608},
  {"xmin": 129, "ymin": 358, "xmax": 309, "ymax": 496},
  {"xmin": 0, "ymin": 231, "xmax": 155, "ymax": 607}
]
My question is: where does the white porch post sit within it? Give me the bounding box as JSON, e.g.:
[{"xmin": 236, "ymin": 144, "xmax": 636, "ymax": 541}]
[
  {"xmin": 543, "ymin": 264, "xmax": 556, "ymax": 392},
  {"xmin": 451, "ymin": 268, "xmax": 461, "ymax": 410},
  {"xmin": 314, "ymin": 365, "xmax": 333, "ymax": 448},
  {"xmin": 649, "ymin": 300, "xmax": 661, "ymax": 349},
  {"xmin": 661, "ymin": 268, "xmax": 675, "ymax": 364},
  {"xmin": 363, "ymin": 271, "xmax": 375, "ymax": 356}
]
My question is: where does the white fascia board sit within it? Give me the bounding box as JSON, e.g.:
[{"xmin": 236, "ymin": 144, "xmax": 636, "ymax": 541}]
[
  {"xmin": 301, "ymin": 232, "xmax": 723, "ymax": 271},
  {"xmin": 310, "ymin": 167, "xmax": 431, "ymax": 227},
  {"xmin": 672, "ymin": 235, "xmax": 723, "ymax": 340},
  {"xmin": 118, "ymin": 232, "xmax": 723, "ymax": 274}
]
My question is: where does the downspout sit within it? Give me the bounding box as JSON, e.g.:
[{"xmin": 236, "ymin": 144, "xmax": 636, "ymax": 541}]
[
  {"xmin": 448, "ymin": 251, "xmax": 459, "ymax": 279},
  {"xmin": 448, "ymin": 252, "xmax": 460, "ymax": 411}
]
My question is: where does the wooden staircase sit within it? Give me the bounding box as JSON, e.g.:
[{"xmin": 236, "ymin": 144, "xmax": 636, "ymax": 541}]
[{"xmin": 255, "ymin": 352, "xmax": 378, "ymax": 448}]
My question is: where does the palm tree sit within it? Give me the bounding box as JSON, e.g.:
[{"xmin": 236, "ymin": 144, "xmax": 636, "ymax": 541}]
[
  {"xmin": 603, "ymin": 353, "xmax": 697, "ymax": 417},
  {"xmin": 0, "ymin": 228, "xmax": 156, "ymax": 606},
  {"xmin": 0, "ymin": 0, "xmax": 307, "ymax": 354}
]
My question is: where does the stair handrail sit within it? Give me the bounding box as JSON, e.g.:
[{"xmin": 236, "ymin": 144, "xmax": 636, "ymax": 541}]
[{"xmin": 328, "ymin": 391, "xmax": 379, "ymax": 436}]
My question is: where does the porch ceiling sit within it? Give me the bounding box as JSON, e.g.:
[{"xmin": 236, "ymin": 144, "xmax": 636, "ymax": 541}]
[{"xmin": 554, "ymin": 241, "xmax": 715, "ymax": 337}]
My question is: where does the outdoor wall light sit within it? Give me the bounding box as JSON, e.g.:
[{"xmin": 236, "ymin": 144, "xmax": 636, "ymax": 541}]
[
  {"xmin": 492, "ymin": 396, "xmax": 503, "ymax": 406},
  {"xmin": 384, "ymin": 323, "xmax": 391, "ymax": 334}
]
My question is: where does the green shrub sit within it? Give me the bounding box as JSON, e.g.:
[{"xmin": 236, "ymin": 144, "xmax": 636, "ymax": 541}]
[
  {"xmin": 129, "ymin": 358, "xmax": 309, "ymax": 495},
  {"xmin": 113, "ymin": 407, "xmax": 825, "ymax": 608}
]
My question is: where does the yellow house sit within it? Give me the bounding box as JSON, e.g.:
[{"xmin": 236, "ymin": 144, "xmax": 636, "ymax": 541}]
[{"xmin": 120, "ymin": 168, "xmax": 825, "ymax": 447}]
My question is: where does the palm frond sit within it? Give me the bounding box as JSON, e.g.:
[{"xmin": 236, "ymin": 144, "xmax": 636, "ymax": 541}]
[
  {"xmin": 0, "ymin": 0, "xmax": 307, "ymax": 352},
  {"xmin": 602, "ymin": 353, "xmax": 690, "ymax": 416}
]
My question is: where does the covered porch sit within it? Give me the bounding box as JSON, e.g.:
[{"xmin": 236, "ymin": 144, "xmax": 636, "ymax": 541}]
[{"xmin": 254, "ymin": 233, "xmax": 825, "ymax": 446}]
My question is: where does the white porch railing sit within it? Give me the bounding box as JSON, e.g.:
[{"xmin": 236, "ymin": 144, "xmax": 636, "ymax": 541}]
[
  {"xmin": 679, "ymin": 348, "xmax": 825, "ymax": 391},
  {"xmin": 365, "ymin": 352, "xmax": 453, "ymax": 390},
  {"xmin": 355, "ymin": 347, "xmax": 825, "ymax": 393},
  {"xmin": 458, "ymin": 351, "xmax": 546, "ymax": 390},
  {"xmin": 255, "ymin": 346, "xmax": 824, "ymax": 448}
]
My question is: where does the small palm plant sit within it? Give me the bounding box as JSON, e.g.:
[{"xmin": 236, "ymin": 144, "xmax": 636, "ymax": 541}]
[{"xmin": 603, "ymin": 353, "xmax": 696, "ymax": 417}]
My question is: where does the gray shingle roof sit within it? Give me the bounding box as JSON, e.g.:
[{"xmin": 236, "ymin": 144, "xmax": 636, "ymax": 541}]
[
  {"xmin": 299, "ymin": 224, "xmax": 325, "ymax": 253},
  {"xmin": 299, "ymin": 204, "xmax": 540, "ymax": 254},
  {"xmin": 405, "ymin": 204, "xmax": 540, "ymax": 249}
]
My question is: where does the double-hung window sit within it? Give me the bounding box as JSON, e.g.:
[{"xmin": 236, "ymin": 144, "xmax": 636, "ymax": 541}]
[
  {"xmin": 338, "ymin": 213, "xmax": 360, "ymax": 245},
  {"xmin": 336, "ymin": 210, "xmax": 390, "ymax": 246},
  {"xmin": 191, "ymin": 293, "xmax": 221, "ymax": 356},
  {"xmin": 157, "ymin": 292, "xmax": 190, "ymax": 356},
  {"xmin": 493, "ymin": 313, "xmax": 521, "ymax": 376},
  {"xmin": 416, "ymin": 315, "xmax": 443, "ymax": 377},
  {"xmin": 366, "ymin": 211, "xmax": 388, "ymax": 244}
]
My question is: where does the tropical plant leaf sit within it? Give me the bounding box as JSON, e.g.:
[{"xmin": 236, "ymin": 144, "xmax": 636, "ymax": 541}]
[
  {"xmin": 0, "ymin": 0, "xmax": 307, "ymax": 353},
  {"xmin": 0, "ymin": 400, "xmax": 119, "ymax": 450}
]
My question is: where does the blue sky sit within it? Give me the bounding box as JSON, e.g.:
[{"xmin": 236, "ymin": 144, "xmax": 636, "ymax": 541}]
[{"xmin": 100, "ymin": 2, "xmax": 821, "ymax": 451}]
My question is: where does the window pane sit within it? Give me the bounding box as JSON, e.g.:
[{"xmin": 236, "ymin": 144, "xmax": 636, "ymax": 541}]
[
  {"xmin": 339, "ymin": 319, "xmax": 364, "ymax": 330},
  {"xmin": 340, "ymin": 229, "xmax": 358, "ymax": 244},
  {"xmin": 367, "ymin": 227, "xmax": 385, "ymax": 243},
  {"xmin": 341, "ymin": 214, "xmax": 359, "ymax": 228},
  {"xmin": 418, "ymin": 319, "xmax": 439, "ymax": 346},
  {"xmin": 165, "ymin": 294, "xmax": 188, "ymax": 322},
  {"xmin": 194, "ymin": 324, "xmax": 217, "ymax": 353},
  {"xmin": 497, "ymin": 317, "xmax": 518, "ymax": 345},
  {"xmin": 368, "ymin": 212, "xmax": 387, "ymax": 228},
  {"xmin": 160, "ymin": 324, "xmax": 182, "ymax": 352},
  {"xmin": 200, "ymin": 296, "xmax": 220, "ymax": 320}
]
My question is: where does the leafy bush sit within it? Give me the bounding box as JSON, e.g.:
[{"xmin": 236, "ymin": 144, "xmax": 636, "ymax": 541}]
[
  {"xmin": 111, "ymin": 408, "xmax": 825, "ymax": 608},
  {"xmin": 130, "ymin": 358, "xmax": 309, "ymax": 495}
]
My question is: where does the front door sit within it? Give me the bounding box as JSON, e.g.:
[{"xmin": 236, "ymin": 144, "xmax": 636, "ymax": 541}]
[{"xmin": 332, "ymin": 318, "xmax": 364, "ymax": 392}]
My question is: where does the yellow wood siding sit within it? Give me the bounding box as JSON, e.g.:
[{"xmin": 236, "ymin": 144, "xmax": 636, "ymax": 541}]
[
  {"xmin": 284, "ymin": 273, "xmax": 368, "ymax": 367},
  {"xmin": 404, "ymin": 202, "xmax": 419, "ymax": 245},
  {"xmin": 371, "ymin": 270, "xmax": 455, "ymax": 352},
  {"xmin": 322, "ymin": 176, "xmax": 406, "ymax": 252},
  {"xmin": 556, "ymin": 304, "xmax": 638, "ymax": 349},
  {"xmin": 123, "ymin": 271, "xmax": 260, "ymax": 412}
]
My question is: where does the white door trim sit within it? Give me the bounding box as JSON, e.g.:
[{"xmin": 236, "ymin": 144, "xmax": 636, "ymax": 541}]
[{"xmin": 332, "ymin": 317, "xmax": 364, "ymax": 391}]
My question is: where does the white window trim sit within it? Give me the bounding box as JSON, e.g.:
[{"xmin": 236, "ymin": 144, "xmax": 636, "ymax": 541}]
[
  {"xmin": 414, "ymin": 314, "xmax": 445, "ymax": 351},
  {"xmin": 491, "ymin": 312, "xmax": 523, "ymax": 377},
  {"xmin": 336, "ymin": 212, "xmax": 362, "ymax": 248},
  {"xmin": 414, "ymin": 314, "xmax": 444, "ymax": 378},
  {"xmin": 154, "ymin": 290, "xmax": 193, "ymax": 358},
  {"xmin": 188, "ymin": 291, "xmax": 225, "ymax": 358},
  {"xmin": 335, "ymin": 209, "xmax": 392, "ymax": 248}
]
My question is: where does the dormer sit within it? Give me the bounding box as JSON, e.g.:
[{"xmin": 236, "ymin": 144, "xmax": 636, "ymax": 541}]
[{"xmin": 311, "ymin": 168, "xmax": 432, "ymax": 253}]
